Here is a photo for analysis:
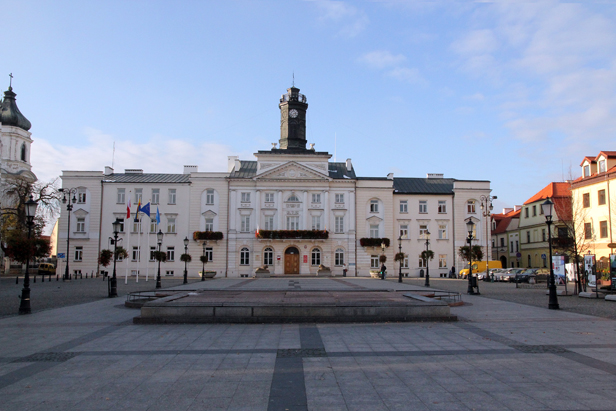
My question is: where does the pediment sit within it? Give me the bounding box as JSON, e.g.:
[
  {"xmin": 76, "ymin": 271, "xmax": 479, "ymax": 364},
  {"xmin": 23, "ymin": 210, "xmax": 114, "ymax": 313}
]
[
  {"xmin": 202, "ymin": 210, "xmax": 217, "ymax": 218},
  {"xmin": 255, "ymin": 161, "xmax": 331, "ymax": 181},
  {"xmin": 73, "ymin": 208, "xmax": 89, "ymax": 217},
  {"xmin": 366, "ymin": 216, "xmax": 382, "ymax": 224}
]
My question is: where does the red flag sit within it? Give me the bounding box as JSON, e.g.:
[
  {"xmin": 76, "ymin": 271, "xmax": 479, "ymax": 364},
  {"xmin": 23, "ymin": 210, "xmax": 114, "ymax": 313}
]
[{"xmin": 127, "ymin": 198, "xmax": 131, "ymax": 219}]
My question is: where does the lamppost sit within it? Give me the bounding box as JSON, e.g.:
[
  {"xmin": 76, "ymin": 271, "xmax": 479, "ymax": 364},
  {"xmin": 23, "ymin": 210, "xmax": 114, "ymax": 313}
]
[
  {"xmin": 380, "ymin": 241, "xmax": 386, "ymax": 280},
  {"xmin": 156, "ymin": 230, "xmax": 163, "ymax": 289},
  {"xmin": 109, "ymin": 218, "xmax": 121, "ymax": 298},
  {"xmin": 424, "ymin": 230, "xmax": 430, "ymax": 287},
  {"xmin": 19, "ymin": 195, "xmax": 38, "ymax": 315},
  {"xmin": 59, "ymin": 188, "xmax": 77, "ymax": 281},
  {"xmin": 183, "ymin": 236, "xmax": 189, "ymax": 284},
  {"xmin": 466, "ymin": 218, "xmax": 479, "ymax": 295},
  {"xmin": 542, "ymin": 198, "xmax": 560, "ymax": 310},
  {"xmin": 398, "ymin": 235, "xmax": 403, "ymax": 283},
  {"xmin": 201, "ymin": 241, "xmax": 207, "ymax": 281},
  {"xmin": 480, "ymin": 195, "xmax": 496, "ymax": 269}
]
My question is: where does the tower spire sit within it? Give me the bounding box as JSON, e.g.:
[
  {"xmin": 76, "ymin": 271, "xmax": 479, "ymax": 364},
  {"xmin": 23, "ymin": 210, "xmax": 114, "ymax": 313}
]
[{"xmin": 8, "ymin": 73, "xmax": 13, "ymax": 90}]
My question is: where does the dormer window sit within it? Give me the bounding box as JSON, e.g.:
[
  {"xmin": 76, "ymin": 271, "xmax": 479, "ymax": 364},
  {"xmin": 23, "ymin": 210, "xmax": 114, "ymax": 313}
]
[
  {"xmin": 583, "ymin": 164, "xmax": 590, "ymax": 177},
  {"xmin": 599, "ymin": 159, "xmax": 606, "ymax": 173}
]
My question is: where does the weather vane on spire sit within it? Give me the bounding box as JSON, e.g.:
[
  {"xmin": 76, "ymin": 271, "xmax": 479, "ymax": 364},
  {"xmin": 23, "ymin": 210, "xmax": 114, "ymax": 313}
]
[
  {"xmin": 9, "ymin": 73, "xmax": 13, "ymax": 88},
  {"xmin": 292, "ymin": 71, "xmax": 295, "ymax": 87}
]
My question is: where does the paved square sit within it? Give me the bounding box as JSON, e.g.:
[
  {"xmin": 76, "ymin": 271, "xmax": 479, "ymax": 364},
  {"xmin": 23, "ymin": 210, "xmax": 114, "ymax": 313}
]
[{"xmin": 1, "ymin": 278, "xmax": 615, "ymax": 410}]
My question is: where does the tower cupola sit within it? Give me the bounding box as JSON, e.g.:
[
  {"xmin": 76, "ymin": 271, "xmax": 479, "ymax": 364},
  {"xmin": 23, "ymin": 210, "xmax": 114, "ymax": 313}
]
[
  {"xmin": 278, "ymin": 86, "xmax": 308, "ymax": 150},
  {"xmin": 1, "ymin": 86, "xmax": 31, "ymax": 131}
]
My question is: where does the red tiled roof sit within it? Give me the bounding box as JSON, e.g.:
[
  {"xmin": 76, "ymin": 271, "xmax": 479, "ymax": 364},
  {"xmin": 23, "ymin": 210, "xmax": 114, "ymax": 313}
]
[
  {"xmin": 596, "ymin": 151, "xmax": 616, "ymax": 160},
  {"xmin": 491, "ymin": 209, "xmax": 520, "ymax": 234},
  {"xmin": 580, "ymin": 156, "xmax": 597, "ymax": 166},
  {"xmin": 524, "ymin": 182, "xmax": 571, "ymax": 205}
]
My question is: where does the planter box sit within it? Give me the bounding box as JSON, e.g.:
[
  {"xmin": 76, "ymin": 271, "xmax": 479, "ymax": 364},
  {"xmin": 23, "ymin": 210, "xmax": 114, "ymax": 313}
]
[{"xmin": 199, "ymin": 271, "xmax": 217, "ymax": 278}]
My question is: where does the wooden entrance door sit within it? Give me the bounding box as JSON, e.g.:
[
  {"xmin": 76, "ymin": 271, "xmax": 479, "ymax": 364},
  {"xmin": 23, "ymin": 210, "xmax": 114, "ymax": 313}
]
[{"xmin": 284, "ymin": 247, "xmax": 300, "ymax": 274}]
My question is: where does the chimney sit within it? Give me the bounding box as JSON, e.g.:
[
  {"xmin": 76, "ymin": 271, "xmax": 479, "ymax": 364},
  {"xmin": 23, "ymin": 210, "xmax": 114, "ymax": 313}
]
[
  {"xmin": 184, "ymin": 165, "xmax": 198, "ymax": 174},
  {"xmin": 235, "ymin": 158, "xmax": 242, "ymax": 172},
  {"xmin": 228, "ymin": 156, "xmax": 238, "ymax": 172},
  {"xmin": 346, "ymin": 158, "xmax": 352, "ymax": 171},
  {"xmin": 427, "ymin": 173, "xmax": 444, "ymax": 179},
  {"xmin": 514, "ymin": 205, "xmax": 522, "ymax": 211},
  {"xmin": 104, "ymin": 166, "xmax": 114, "ymax": 175},
  {"xmin": 387, "ymin": 173, "xmax": 394, "ymax": 180},
  {"xmin": 503, "ymin": 208, "xmax": 513, "ymax": 214},
  {"xmin": 125, "ymin": 169, "xmax": 143, "ymax": 174}
]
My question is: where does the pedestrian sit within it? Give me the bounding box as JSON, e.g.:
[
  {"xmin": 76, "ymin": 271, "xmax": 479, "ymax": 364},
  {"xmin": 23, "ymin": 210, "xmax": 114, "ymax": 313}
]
[
  {"xmin": 343, "ymin": 263, "xmax": 348, "ymax": 277},
  {"xmin": 450, "ymin": 266, "xmax": 456, "ymax": 279},
  {"xmin": 381, "ymin": 263, "xmax": 387, "ymax": 280}
]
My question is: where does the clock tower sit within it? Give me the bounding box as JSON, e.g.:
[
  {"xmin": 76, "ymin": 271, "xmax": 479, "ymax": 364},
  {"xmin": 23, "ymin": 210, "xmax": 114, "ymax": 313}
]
[{"xmin": 278, "ymin": 86, "xmax": 308, "ymax": 150}]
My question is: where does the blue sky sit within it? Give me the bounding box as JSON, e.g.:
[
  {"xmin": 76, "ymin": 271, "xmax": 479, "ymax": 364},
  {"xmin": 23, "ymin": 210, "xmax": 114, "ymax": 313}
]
[{"xmin": 3, "ymin": 0, "xmax": 616, "ymax": 213}]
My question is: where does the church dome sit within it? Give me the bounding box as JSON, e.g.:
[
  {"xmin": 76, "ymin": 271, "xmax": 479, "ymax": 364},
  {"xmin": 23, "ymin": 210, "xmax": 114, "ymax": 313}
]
[{"xmin": 1, "ymin": 87, "xmax": 31, "ymax": 131}]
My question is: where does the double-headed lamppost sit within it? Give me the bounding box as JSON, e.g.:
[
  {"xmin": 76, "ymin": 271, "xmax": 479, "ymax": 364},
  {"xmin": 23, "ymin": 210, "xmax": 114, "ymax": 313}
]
[
  {"xmin": 466, "ymin": 218, "xmax": 479, "ymax": 295},
  {"xmin": 156, "ymin": 230, "xmax": 164, "ymax": 289},
  {"xmin": 109, "ymin": 218, "xmax": 122, "ymax": 298},
  {"xmin": 59, "ymin": 188, "xmax": 77, "ymax": 281},
  {"xmin": 480, "ymin": 195, "xmax": 497, "ymax": 270},
  {"xmin": 397, "ymin": 235, "xmax": 403, "ymax": 283},
  {"xmin": 424, "ymin": 231, "xmax": 431, "ymax": 287},
  {"xmin": 201, "ymin": 241, "xmax": 207, "ymax": 281},
  {"xmin": 183, "ymin": 236, "xmax": 189, "ymax": 284},
  {"xmin": 542, "ymin": 198, "xmax": 560, "ymax": 310},
  {"xmin": 19, "ymin": 195, "xmax": 39, "ymax": 315}
]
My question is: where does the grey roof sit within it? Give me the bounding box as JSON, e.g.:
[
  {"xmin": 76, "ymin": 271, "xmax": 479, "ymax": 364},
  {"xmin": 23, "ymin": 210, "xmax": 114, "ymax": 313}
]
[
  {"xmin": 104, "ymin": 173, "xmax": 191, "ymax": 184},
  {"xmin": 393, "ymin": 178, "xmax": 455, "ymax": 194},
  {"xmin": 228, "ymin": 161, "xmax": 356, "ymax": 180}
]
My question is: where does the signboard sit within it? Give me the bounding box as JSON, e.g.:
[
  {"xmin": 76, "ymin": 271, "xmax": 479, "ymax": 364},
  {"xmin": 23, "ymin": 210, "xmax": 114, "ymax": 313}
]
[
  {"xmin": 516, "ymin": 252, "xmax": 521, "ymax": 258},
  {"xmin": 303, "ymin": 255, "xmax": 308, "ymax": 264},
  {"xmin": 552, "ymin": 255, "xmax": 565, "ymax": 280},
  {"xmin": 277, "ymin": 255, "xmax": 281, "ymax": 261},
  {"xmin": 585, "ymin": 254, "xmax": 596, "ymax": 287},
  {"xmin": 610, "ymin": 254, "xmax": 616, "ymax": 290},
  {"xmin": 57, "ymin": 253, "xmax": 65, "ymax": 259},
  {"xmin": 541, "ymin": 253, "xmax": 546, "ymax": 260}
]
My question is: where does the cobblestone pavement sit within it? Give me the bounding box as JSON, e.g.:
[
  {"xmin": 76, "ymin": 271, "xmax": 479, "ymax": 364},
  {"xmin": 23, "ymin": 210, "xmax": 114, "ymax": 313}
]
[{"xmin": 1, "ymin": 277, "xmax": 616, "ymax": 410}]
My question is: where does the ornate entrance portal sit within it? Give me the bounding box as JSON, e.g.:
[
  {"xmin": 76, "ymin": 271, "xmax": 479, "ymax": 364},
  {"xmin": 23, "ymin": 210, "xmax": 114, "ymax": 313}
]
[{"xmin": 284, "ymin": 247, "xmax": 300, "ymax": 274}]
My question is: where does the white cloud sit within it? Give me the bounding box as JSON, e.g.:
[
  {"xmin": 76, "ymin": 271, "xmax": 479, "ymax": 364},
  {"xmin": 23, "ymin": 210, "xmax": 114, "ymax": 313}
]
[
  {"xmin": 386, "ymin": 67, "xmax": 426, "ymax": 85},
  {"xmin": 31, "ymin": 127, "xmax": 242, "ymax": 184},
  {"xmin": 358, "ymin": 50, "xmax": 407, "ymax": 69},
  {"xmin": 451, "ymin": 29, "xmax": 499, "ymax": 55},
  {"xmin": 314, "ymin": 0, "xmax": 369, "ymax": 37}
]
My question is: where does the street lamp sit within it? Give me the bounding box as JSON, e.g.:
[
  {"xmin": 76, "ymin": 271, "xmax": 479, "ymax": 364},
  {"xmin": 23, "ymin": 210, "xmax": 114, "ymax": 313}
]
[
  {"xmin": 424, "ymin": 230, "xmax": 430, "ymax": 287},
  {"xmin": 183, "ymin": 236, "xmax": 189, "ymax": 284},
  {"xmin": 59, "ymin": 188, "xmax": 77, "ymax": 281},
  {"xmin": 109, "ymin": 218, "xmax": 121, "ymax": 297},
  {"xmin": 156, "ymin": 230, "xmax": 163, "ymax": 289},
  {"xmin": 380, "ymin": 241, "xmax": 386, "ymax": 280},
  {"xmin": 466, "ymin": 218, "xmax": 479, "ymax": 295},
  {"xmin": 542, "ymin": 198, "xmax": 560, "ymax": 310},
  {"xmin": 398, "ymin": 235, "xmax": 403, "ymax": 283},
  {"xmin": 19, "ymin": 195, "xmax": 38, "ymax": 314},
  {"xmin": 480, "ymin": 195, "xmax": 496, "ymax": 272},
  {"xmin": 201, "ymin": 241, "xmax": 207, "ymax": 281}
]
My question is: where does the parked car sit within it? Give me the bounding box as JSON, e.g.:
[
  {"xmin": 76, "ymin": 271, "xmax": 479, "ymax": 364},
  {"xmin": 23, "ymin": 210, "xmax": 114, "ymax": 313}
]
[
  {"xmin": 37, "ymin": 262, "xmax": 56, "ymax": 276},
  {"xmin": 502, "ymin": 268, "xmax": 524, "ymax": 282},
  {"xmin": 515, "ymin": 268, "xmax": 538, "ymax": 283},
  {"xmin": 486, "ymin": 268, "xmax": 506, "ymax": 281}
]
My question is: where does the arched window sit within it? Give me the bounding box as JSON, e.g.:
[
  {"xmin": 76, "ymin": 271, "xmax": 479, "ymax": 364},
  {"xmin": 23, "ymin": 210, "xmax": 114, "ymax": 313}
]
[
  {"xmin": 287, "ymin": 193, "xmax": 300, "ymax": 202},
  {"xmin": 263, "ymin": 247, "xmax": 273, "ymax": 266},
  {"xmin": 20, "ymin": 144, "xmax": 26, "ymax": 162},
  {"xmin": 335, "ymin": 249, "xmax": 344, "ymax": 266},
  {"xmin": 240, "ymin": 247, "xmax": 250, "ymax": 266},
  {"xmin": 311, "ymin": 248, "xmax": 321, "ymax": 266}
]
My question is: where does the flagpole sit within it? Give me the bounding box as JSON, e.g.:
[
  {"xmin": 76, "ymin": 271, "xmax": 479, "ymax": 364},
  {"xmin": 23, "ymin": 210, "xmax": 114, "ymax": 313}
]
[
  {"xmin": 126, "ymin": 191, "xmax": 131, "ymax": 284},
  {"xmin": 146, "ymin": 216, "xmax": 151, "ymax": 281},
  {"xmin": 136, "ymin": 218, "xmax": 141, "ymax": 282}
]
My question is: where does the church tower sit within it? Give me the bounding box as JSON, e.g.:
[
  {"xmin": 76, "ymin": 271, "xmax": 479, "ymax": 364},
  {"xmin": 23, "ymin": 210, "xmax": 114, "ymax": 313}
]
[{"xmin": 278, "ymin": 86, "xmax": 308, "ymax": 150}]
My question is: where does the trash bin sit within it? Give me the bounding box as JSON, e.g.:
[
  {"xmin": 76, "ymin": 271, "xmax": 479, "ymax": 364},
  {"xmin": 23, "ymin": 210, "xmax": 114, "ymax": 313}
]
[
  {"xmin": 470, "ymin": 275, "xmax": 478, "ymax": 288},
  {"xmin": 420, "ymin": 269, "xmax": 424, "ymax": 278}
]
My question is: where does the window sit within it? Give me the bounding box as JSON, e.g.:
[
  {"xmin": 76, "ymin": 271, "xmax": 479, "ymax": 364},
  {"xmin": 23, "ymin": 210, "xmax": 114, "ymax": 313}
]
[
  {"xmin": 335, "ymin": 249, "xmax": 344, "ymax": 266},
  {"xmin": 205, "ymin": 247, "xmax": 213, "ymax": 262},
  {"xmin": 166, "ymin": 217, "xmax": 176, "ymax": 233},
  {"xmin": 152, "ymin": 189, "xmax": 160, "ymax": 205},
  {"xmin": 583, "ymin": 193, "xmax": 590, "ymax": 208},
  {"xmin": 287, "ymin": 216, "xmax": 300, "ymax": 230},
  {"xmin": 264, "ymin": 216, "xmax": 274, "ymax": 230},
  {"xmin": 150, "ymin": 247, "xmax": 156, "ymax": 261},
  {"xmin": 558, "ymin": 227, "xmax": 568, "ymax": 239},
  {"xmin": 584, "ymin": 164, "xmax": 590, "ymax": 177},
  {"xmin": 312, "ymin": 193, "xmax": 321, "ymax": 203},
  {"xmin": 402, "ymin": 256, "xmax": 409, "ymax": 268},
  {"xmin": 419, "ymin": 224, "xmax": 428, "ymax": 236},
  {"xmin": 526, "ymin": 231, "xmax": 531, "ymax": 243},
  {"xmin": 370, "ymin": 255, "xmax": 379, "ymax": 269},
  {"xmin": 418, "ymin": 256, "xmax": 425, "ymax": 268},
  {"xmin": 241, "ymin": 216, "xmax": 250, "ymax": 232},
  {"xmin": 135, "ymin": 189, "xmax": 143, "ymax": 204},
  {"xmin": 510, "ymin": 241, "xmax": 513, "ymax": 252},
  {"xmin": 240, "ymin": 247, "xmax": 250, "ymax": 265},
  {"xmin": 467, "ymin": 200, "xmax": 476, "ymax": 213},
  {"xmin": 21, "ymin": 143, "xmax": 26, "ymax": 161},
  {"xmin": 370, "ymin": 200, "xmax": 379, "ymax": 213},
  {"xmin": 399, "ymin": 225, "xmax": 408, "ymax": 239},
  {"xmin": 600, "ymin": 220, "xmax": 608, "ymax": 238},
  {"xmin": 263, "ymin": 247, "xmax": 273, "ymax": 266},
  {"xmin": 168, "ymin": 189, "xmax": 176, "ymax": 204},
  {"xmin": 335, "ymin": 216, "xmax": 344, "ymax": 233},
  {"xmin": 500, "ymin": 237, "xmax": 505, "ymax": 247},
  {"xmin": 205, "ymin": 218, "xmax": 214, "ymax": 231},
  {"xmin": 265, "ymin": 193, "xmax": 275, "ymax": 203},
  {"xmin": 76, "ymin": 217, "xmax": 85, "ymax": 232},
  {"xmin": 525, "ymin": 207, "xmax": 529, "ymax": 218},
  {"xmin": 584, "ymin": 222, "xmax": 592, "ymax": 240},
  {"xmin": 515, "ymin": 241, "xmax": 519, "ymax": 252},
  {"xmin": 132, "ymin": 246, "xmax": 140, "ymax": 262},
  {"xmin": 532, "ymin": 205, "xmax": 536, "ymax": 217},
  {"xmin": 599, "ymin": 160, "xmax": 606, "ymax": 173},
  {"xmin": 166, "ymin": 247, "xmax": 175, "ymax": 261},
  {"xmin": 370, "ymin": 225, "xmax": 379, "ymax": 238},
  {"xmin": 116, "ymin": 218, "xmax": 125, "ymax": 232},
  {"xmin": 287, "ymin": 193, "xmax": 300, "ymax": 202},
  {"xmin": 598, "ymin": 190, "xmax": 606, "ymax": 205},
  {"xmin": 542, "ymin": 229, "xmax": 546, "ymax": 242},
  {"xmin": 150, "ymin": 219, "xmax": 157, "ymax": 233},
  {"xmin": 439, "ymin": 254, "xmax": 447, "ymax": 268},
  {"xmin": 311, "ymin": 248, "xmax": 321, "ymax": 265},
  {"xmin": 117, "ymin": 188, "xmax": 125, "ymax": 204},
  {"xmin": 438, "ymin": 224, "xmax": 447, "ymax": 239},
  {"xmin": 165, "ymin": 271, "xmax": 174, "ymax": 277},
  {"xmin": 77, "ymin": 189, "xmax": 86, "ymax": 203},
  {"xmin": 335, "ymin": 194, "xmax": 344, "ymax": 203},
  {"xmin": 74, "ymin": 246, "xmax": 83, "ymax": 261},
  {"xmin": 133, "ymin": 218, "xmax": 141, "ymax": 233},
  {"xmin": 400, "ymin": 200, "xmax": 408, "ymax": 213},
  {"xmin": 311, "ymin": 215, "xmax": 321, "ymax": 230},
  {"xmin": 241, "ymin": 192, "xmax": 251, "ymax": 203},
  {"xmin": 206, "ymin": 189, "xmax": 215, "ymax": 205},
  {"xmin": 419, "ymin": 201, "xmax": 427, "ymax": 214},
  {"xmin": 438, "ymin": 201, "xmax": 446, "ymax": 213}
]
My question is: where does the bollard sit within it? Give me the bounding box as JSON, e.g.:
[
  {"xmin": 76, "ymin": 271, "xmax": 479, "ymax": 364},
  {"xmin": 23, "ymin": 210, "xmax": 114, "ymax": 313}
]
[
  {"xmin": 16, "ymin": 276, "xmax": 18, "ymax": 284},
  {"xmin": 33, "ymin": 275, "xmax": 36, "ymax": 283},
  {"xmin": 56, "ymin": 275, "xmax": 59, "ymax": 281}
]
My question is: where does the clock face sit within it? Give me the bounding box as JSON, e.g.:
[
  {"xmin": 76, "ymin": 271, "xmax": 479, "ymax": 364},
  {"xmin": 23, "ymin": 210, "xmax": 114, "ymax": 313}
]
[{"xmin": 289, "ymin": 109, "xmax": 299, "ymax": 118}]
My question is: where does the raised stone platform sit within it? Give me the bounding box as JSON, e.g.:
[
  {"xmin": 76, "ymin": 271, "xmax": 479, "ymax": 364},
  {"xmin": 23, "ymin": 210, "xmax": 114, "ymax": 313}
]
[{"xmin": 134, "ymin": 289, "xmax": 456, "ymax": 324}]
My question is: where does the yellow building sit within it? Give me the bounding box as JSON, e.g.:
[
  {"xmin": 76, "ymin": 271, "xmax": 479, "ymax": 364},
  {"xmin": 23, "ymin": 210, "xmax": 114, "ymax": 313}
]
[{"xmin": 571, "ymin": 151, "xmax": 616, "ymax": 271}]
